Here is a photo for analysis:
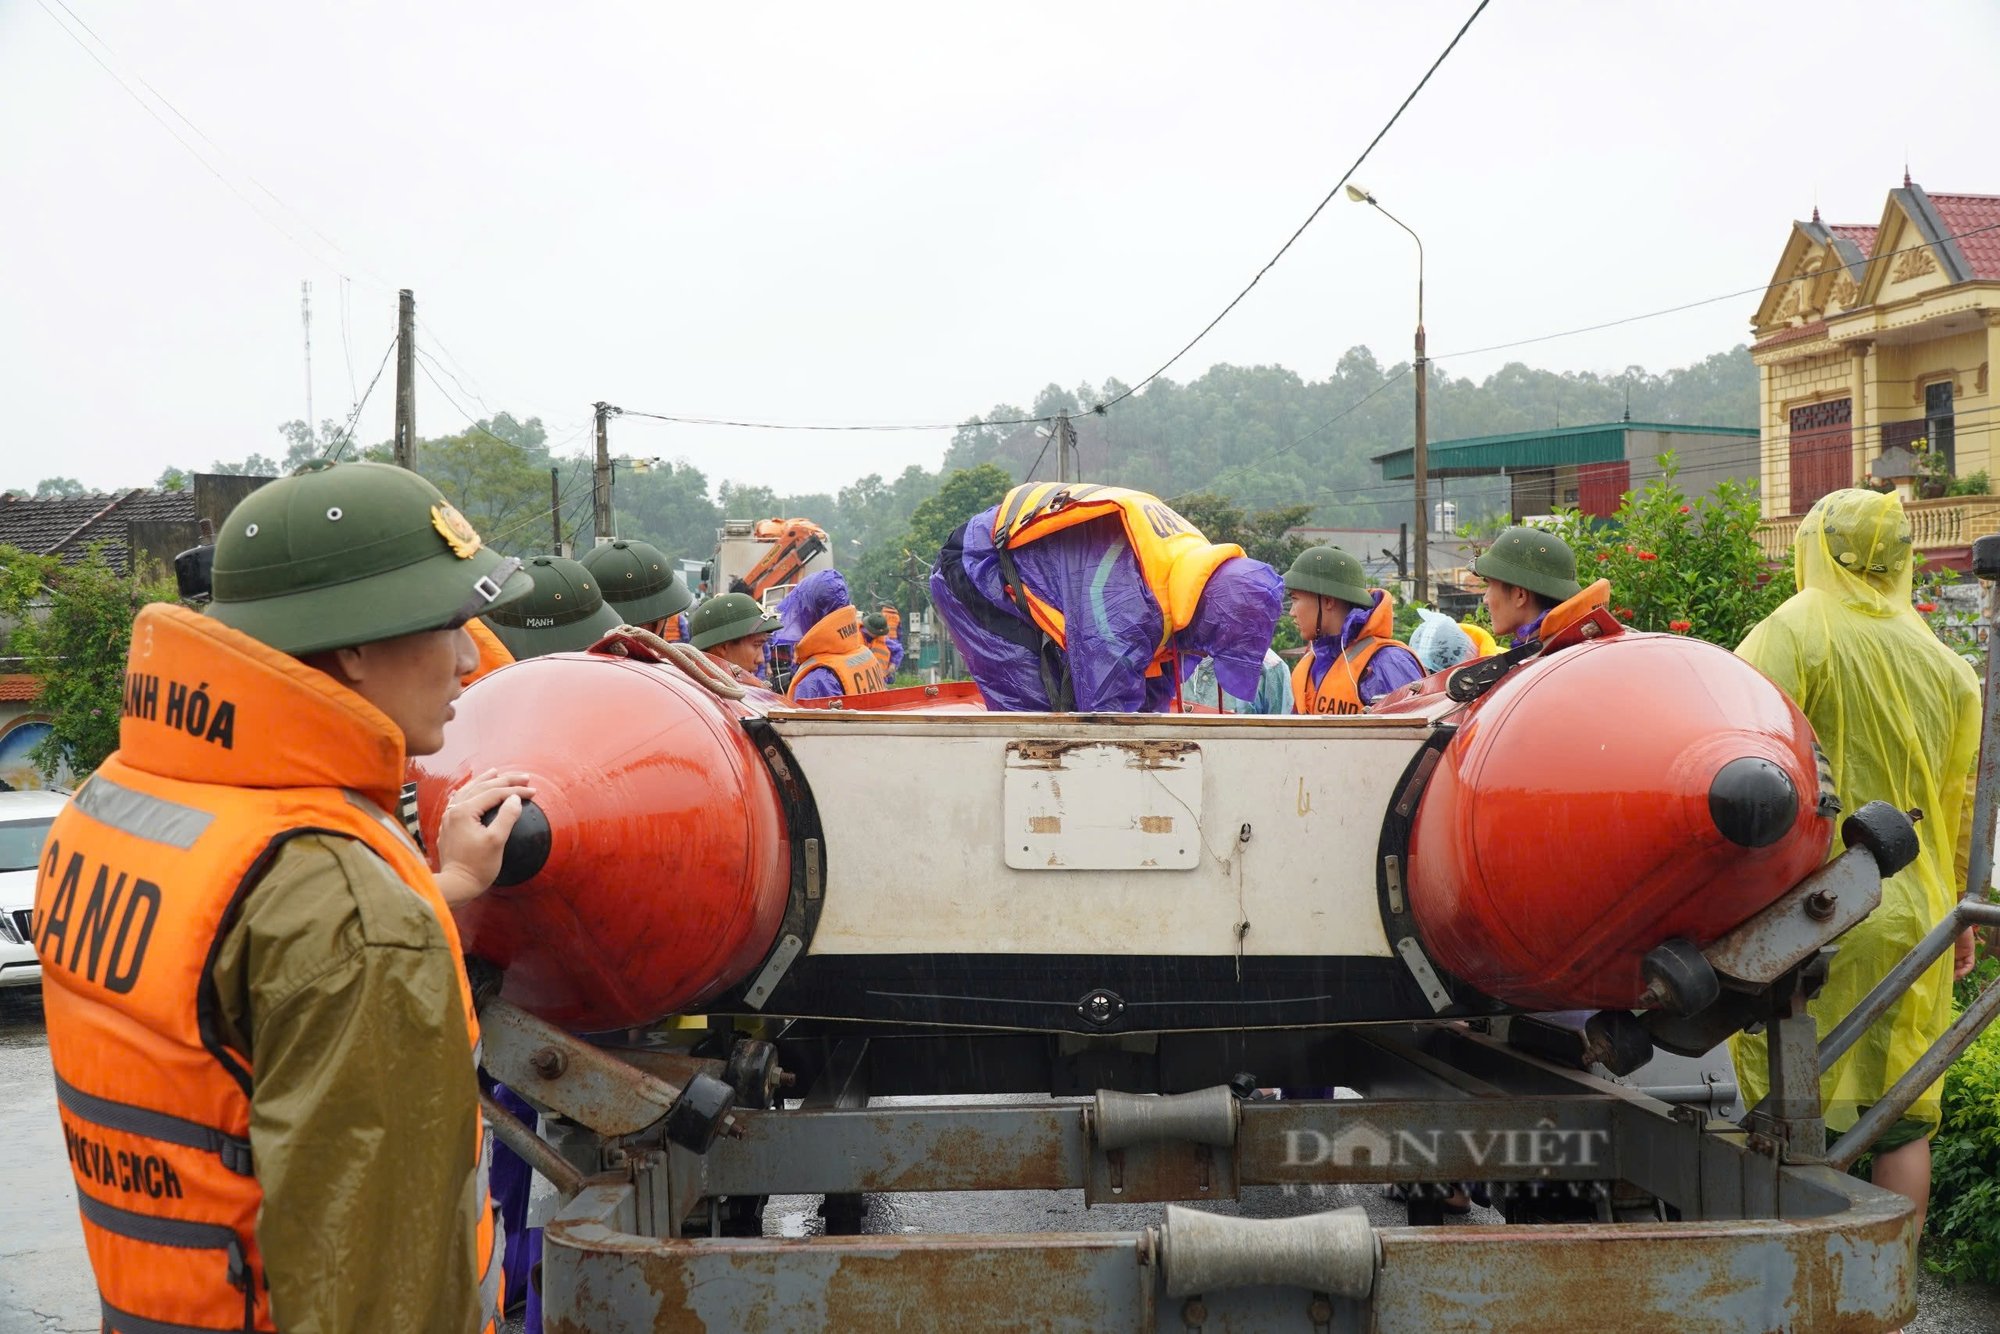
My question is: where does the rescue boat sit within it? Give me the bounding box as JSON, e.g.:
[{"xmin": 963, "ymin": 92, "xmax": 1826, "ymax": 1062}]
[{"xmin": 413, "ymin": 606, "xmax": 1846, "ymax": 1039}]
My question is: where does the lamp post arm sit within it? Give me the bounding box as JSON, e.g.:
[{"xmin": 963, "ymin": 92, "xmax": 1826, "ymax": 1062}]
[{"xmin": 1367, "ymin": 200, "xmax": 1424, "ymax": 332}]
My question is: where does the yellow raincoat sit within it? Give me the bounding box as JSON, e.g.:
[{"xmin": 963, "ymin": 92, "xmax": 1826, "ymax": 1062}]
[{"xmin": 1730, "ymin": 489, "xmax": 1980, "ymax": 1140}]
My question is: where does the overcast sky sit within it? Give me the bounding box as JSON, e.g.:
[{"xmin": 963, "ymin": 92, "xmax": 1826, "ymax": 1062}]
[{"xmin": 3, "ymin": 0, "xmax": 1994, "ymax": 499}]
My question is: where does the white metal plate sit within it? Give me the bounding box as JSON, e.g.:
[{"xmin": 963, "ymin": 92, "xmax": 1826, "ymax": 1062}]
[{"xmin": 1003, "ymin": 740, "xmax": 1202, "ymax": 871}]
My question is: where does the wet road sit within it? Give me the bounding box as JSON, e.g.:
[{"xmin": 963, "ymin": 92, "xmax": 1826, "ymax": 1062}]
[
  {"xmin": 0, "ymin": 990, "xmax": 94, "ymax": 1334},
  {"xmin": 7, "ymin": 986, "xmax": 2000, "ymax": 1333}
]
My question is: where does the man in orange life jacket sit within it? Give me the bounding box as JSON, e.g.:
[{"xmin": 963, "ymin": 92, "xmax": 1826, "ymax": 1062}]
[
  {"xmin": 1282, "ymin": 545, "xmax": 1424, "ymax": 713},
  {"xmin": 1471, "ymin": 526, "xmax": 1584, "ymax": 647},
  {"xmin": 862, "ymin": 610, "xmax": 903, "ymax": 679},
  {"xmin": 35, "ymin": 459, "xmax": 536, "ymax": 1332},
  {"xmin": 774, "ymin": 569, "xmax": 886, "ymax": 701}
]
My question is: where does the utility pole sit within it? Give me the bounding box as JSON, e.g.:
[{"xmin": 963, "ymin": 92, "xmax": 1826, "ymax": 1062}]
[
  {"xmin": 1054, "ymin": 412, "xmax": 1077, "ymax": 484},
  {"xmin": 300, "ymin": 281, "xmax": 314, "ymax": 451},
  {"xmin": 1413, "ymin": 314, "xmax": 1428, "ymax": 606},
  {"xmin": 550, "ymin": 466, "xmax": 564, "ymax": 556},
  {"xmin": 592, "ymin": 401, "xmax": 619, "ymax": 545},
  {"xmin": 394, "ymin": 289, "xmax": 417, "ymax": 469}
]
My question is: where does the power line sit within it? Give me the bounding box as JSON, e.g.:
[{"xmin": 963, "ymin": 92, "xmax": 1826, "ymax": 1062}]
[
  {"xmin": 1239, "ymin": 407, "xmax": 2000, "ymax": 517},
  {"xmin": 34, "ymin": 0, "xmax": 390, "ymax": 290},
  {"xmin": 1167, "ymin": 368, "xmax": 1414, "ymax": 502},
  {"xmin": 322, "ymin": 336, "xmax": 397, "ymax": 460},
  {"xmin": 617, "ymin": 408, "xmax": 1057, "ymax": 433},
  {"xmin": 416, "ymin": 359, "xmax": 537, "ymax": 451},
  {"xmin": 1428, "ymin": 219, "xmax": 2000, "ymax": 366},
  {"xmin": 1093, "ymin": 0, "xmax": 1492, "ymax": 416}
]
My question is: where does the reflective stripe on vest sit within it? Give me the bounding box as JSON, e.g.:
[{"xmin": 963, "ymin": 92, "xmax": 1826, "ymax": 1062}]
[
  {"xmin": 72, "ymin": 776, "xmax": 215, "ymax": 850},
  {"xmin": 55, "ymin": 1072, "xmax": 253, "ymax": 1176},
  {"xmin": 788, "ymin": 606, "xmax": 886, "ymax": 700}
]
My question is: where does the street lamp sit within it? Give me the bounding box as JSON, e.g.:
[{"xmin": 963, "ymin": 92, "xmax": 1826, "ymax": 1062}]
[{"xmin": 1348, "ymin": 183, "xmax": 1428, "ymax": 604}]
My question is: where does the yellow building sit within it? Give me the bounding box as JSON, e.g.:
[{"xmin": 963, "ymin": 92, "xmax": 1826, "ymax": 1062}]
[{"xmin": 1751, "ymin": 178, "xmax": 2000, "ymax": 567}]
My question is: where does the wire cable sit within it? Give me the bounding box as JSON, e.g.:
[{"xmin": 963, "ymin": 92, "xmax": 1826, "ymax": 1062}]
[
  {"xmin": 1430, "ymin": 219, "xmax": 2000, "ymax": 365},
  {"xmin": 1093, "ymin": 0, "xmax": 1492, "ymax": 416},
  {"xmin": 617, "ymin": 408, "xmax": 1057, "ymax": 433},
  {"xmin": 1166, "ymin": 368, "xmax": 1414, "ymax": 502},
  {"xmin": 34, "ymin": 0, "xmax": 391, "ymax": 290},
  {"xmin": 322, "ymin": 336, "xmax": 397, "ymax": 460},
  {"xmin": 416, "ymin": 360, "xmax": 538, "ymax": 451}
]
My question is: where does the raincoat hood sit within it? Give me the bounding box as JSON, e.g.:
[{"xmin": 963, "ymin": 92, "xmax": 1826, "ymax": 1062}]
[
  {"xmin": 1795, "ymin": 487, "xmax": 1917, "ymax": 616},
  {"xmin": 776, "ymin": 569, "xmax": 852, "ymax": 648},
  {"xmin": 1176, "ymin": 556, "xmax": 1284, "ymax": 702}
]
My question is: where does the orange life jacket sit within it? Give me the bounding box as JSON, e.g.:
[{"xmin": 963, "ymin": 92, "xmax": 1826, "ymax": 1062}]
[
  {"xmin": 463, "ymin": 616, "xmax": 516, "ymax": 686},
  {"xmin": 1290, "ymin": 590, "xmax": 1403, "ymax": 715},
  {"xmin": 990, "ymin": 483, "xmax": 1245, "ymax": 677},
  {"xmin": 1538, "ymin": 578, "xmax": 1619, "ymax": 651},
  {"xmin": 35, "ymin": 605, "xmax": 500, "ymax": 1333},
  {"xmin": 867, "ymin": 634, "xmax": 893, "ymax": 677},
  {"xmin": 788, "ymin": 605, "xmax": 886, "ymax": 700}
]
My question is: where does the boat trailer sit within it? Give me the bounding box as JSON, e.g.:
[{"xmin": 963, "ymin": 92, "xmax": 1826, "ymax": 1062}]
[{"xmin": 476, "ymin": 848, "xmax": 2000, "ymax": 1332}]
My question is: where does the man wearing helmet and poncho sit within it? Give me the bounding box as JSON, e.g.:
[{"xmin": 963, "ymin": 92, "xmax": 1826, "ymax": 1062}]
[
  {"xmin": 34, "ymin": 461, "xmax": 532, "ymax": 1331},
  {"xmin": 1282, "ymin": 544, "xmax": 1424, "ymax": 713},
  {"xmin": 1731, "ymin": 488, "xmax": 1981, "ymax": 1245},
  {"xmin": 928, "ymin": 483, "xmax": 1283, "ymax": 712}
]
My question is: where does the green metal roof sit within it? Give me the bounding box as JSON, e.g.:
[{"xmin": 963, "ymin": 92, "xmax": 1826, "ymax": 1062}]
[{"xmin": 1374, "ymin": 421, "xmax": 1758, "ymax": 481}]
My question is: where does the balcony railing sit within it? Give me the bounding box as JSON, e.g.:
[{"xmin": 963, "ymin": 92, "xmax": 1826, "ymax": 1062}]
[{"xmin": 1757, "ymin": 494, "xmax": 2000, "ymax": 562}]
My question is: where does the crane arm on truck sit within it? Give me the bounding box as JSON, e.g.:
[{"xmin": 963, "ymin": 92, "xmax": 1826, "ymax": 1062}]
[{"xmin": 731, "ymin": 520, "xmax": 829, "ymax": 601}]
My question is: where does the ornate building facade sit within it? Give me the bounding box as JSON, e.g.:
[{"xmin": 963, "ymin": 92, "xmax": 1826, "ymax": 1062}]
[{"xmin": 1751, "ymin": 180, "xmax": 2000, "ymax": 566}]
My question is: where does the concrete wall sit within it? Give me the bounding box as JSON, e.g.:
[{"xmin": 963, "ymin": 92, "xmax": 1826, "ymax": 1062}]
[{"xmin": 1627, "ymin": 429, "xmax": 1760, "ymax": 501}]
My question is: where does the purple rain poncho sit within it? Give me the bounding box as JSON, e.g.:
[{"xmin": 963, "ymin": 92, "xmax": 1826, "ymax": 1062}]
[
  {"xmin": 1302, "ymin": 593, "xmax": 1426, "ymax": 706},
  {"xmin": 930, "ymin": 507, "xmax": 1283, "ymax": 713},
  {"xmin": 776, "ymin": 568, "xmax": 854, "ymax": 700}
]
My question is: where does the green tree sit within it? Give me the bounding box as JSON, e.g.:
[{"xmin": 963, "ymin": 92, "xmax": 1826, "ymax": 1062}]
[
  {"xmin": 616, "ymin": 459, "xmax": 721, "ymax": 563},
  {"xmin": 2, "ymin": 545, "xmax": 179, "ymax": 779},
  {"xmin": 35, "ymin": 477, "xmax": 86, "ymax": 498},
  {"xmin": 1171, "ymin": 492, "xmax": 1314, "ymax": 571},
  {"xmin": 1531, "ymin": 455, "xmax": 1789, "ymax": 649}
]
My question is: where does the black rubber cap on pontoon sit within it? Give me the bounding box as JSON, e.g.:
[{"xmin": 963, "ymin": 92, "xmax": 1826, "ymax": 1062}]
[
  {"xmin": 483, "ymin": 798, "xmax": 551, "ymax": 887},
  {"xmin": 1708, "ymin": 757, "xmax": 1798, "ymax": 849}
]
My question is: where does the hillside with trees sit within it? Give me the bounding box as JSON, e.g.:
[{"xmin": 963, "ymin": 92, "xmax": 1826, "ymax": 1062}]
[{"xmin": 23, "ymin": 343, "xmax": 1755, "ymax": 624}]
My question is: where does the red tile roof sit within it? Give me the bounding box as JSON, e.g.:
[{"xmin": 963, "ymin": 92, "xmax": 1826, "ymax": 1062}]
[
  {"xmin": 1929, "ymin": 193, "xmax": 2000, "ymax": 280},
  {"xmin": 0, "ymin": 675, "xmax": 40, "ymax": 703},
  {"xmin": 1753, "ymin": 319, "xmax": 1829, "ymax": 352},
  {"xmin": 1827, "ymin": 224, "xmax": 1876, "ymax": 257}
]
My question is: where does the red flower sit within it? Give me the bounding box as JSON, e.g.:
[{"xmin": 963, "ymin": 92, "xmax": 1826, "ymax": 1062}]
[
  {"xmin": 1916, "ymin": 602, "xmax": 1938, "ymax": 613},
  {"xmin": 1623, "ymin": 545, "xmax": 1635, "ymax": 554},
  {"xmin": 1678, "ymin": 505, "xmax": 1690, "ymax": 514},
  {"xmin": 1637, "ymin": 551, "xmax": 1658, "ymax": 561},
  {"xmin": 1596, "ymin": 552, "xmax": 1610, "ymax": 562},
  {"xmin": 1615, "ymin": 607, "xmax": 1635, "ymax": 619},
  {"xmin": 1669, "ymin": 619, "xmax": 1692, "ymax": 633}
]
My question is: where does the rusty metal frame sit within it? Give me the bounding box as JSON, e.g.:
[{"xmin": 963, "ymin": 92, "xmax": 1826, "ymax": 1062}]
[{"xmin": 535, "ymin": 1025, "xmax": 1918, "ymax": 1332}]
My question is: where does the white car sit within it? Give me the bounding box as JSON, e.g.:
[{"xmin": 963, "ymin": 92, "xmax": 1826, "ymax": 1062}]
[{"xmin": 0, "ymin": 789, "xmax": 66, "ymax": 988}]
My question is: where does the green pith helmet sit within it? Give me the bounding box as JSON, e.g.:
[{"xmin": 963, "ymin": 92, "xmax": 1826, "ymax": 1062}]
[
  {"xmin": 581, "ymin": 538, "xmax": 693, "ymax": 624},
  {"xmin": 1282, "ymin": 545, "xmax": 1372, "ymax": 606},
  {"xmin": 206, "ymin": 459, "xmax": 532, "ymax": 655},
  {"xmin": 690, "ymin": 592, "xmax": 781, "ymax": 650},
  {"xmin": 483, "ymin": 554, "xmax": 624, "ymax": 658},
  {"xmin": 1471, "ymin": 526, "xmax": 1582, "ymax": 603},
  {"xmin": 862, "ymin": 611, "xmax": 889, "ymax": 637}
]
